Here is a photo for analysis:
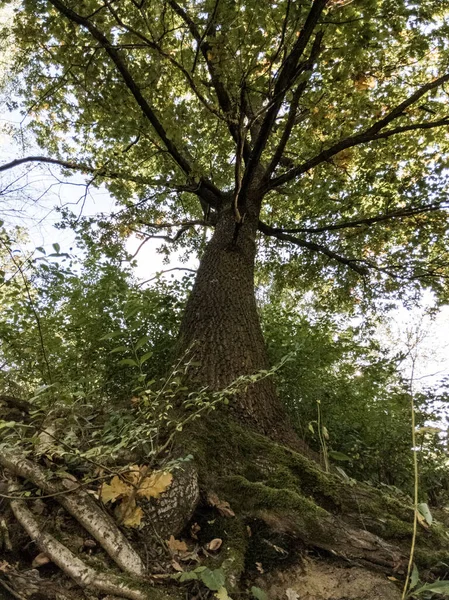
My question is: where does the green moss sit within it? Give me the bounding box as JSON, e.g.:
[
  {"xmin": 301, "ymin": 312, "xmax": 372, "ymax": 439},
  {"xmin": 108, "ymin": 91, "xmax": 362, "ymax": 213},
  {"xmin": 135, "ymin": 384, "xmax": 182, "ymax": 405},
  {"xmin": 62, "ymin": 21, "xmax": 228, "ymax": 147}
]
[{"xmin": 178, "ymin": 414, "xmax": 449, "ymax": 576}]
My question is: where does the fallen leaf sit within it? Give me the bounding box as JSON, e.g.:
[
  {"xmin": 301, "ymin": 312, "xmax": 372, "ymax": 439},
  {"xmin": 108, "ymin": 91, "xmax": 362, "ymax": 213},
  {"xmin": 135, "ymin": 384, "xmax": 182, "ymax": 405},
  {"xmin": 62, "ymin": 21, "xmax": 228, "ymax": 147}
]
[
  {"xmin": 122, "ymin": 464, "xmax": 142, "ymax": 486},
  {"xmin": 191, "ymin": 522, "xmax": 201, "ymax": 539},
  {"xmin": 263, "ymin": 539, "xmax": 287, "ymax": 555},
  {"xmin": 166, "ymin": 535, "xmax": 188, "ymax": 553},
  {"xmin": 0, "ymin": 561, "xmax": 11, "ymax": 573},
  {"xmin": 31, "ymin": 553, "xmax": 50, "ymax": 568},
  {"xmin": 100, "ymin": 476, "xmax": 130, "ymax": 504},
  {"xmin": 114, "ymin": 498, "xmax": 144, "ymax": 528},
  {"xmin": 138, "ymin": 470, "xmax": 173, "ymax": 499},
  {"xmin": 123, "ymin": 505, "xmax": 144, "ymax": 528},
  {"xmin": 207, "ymin": 492, "xmax": 235, "ymax": 517},
  {"xmin": 285, "ymin": 589, "xmax": 299, "ymax": 600},
  {"xmin": 206, "ymin": 538, "xmax": 222, "ymax": 552},
  {"xmin": 246, "ymin": 525, "xmax": 252, "ymax": 537},
  {"xmin": 256, "ymin": 562, "xmax": 264, "ymax": 574},
  {"xmin": 171, "ymin": 560, "xmax": 184, "ymax": 572}
]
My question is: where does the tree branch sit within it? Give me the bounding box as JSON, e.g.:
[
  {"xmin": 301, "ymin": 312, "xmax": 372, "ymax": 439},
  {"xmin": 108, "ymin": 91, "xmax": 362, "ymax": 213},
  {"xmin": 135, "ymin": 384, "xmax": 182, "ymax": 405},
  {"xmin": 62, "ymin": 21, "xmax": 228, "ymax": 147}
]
[
  {"xmin": 258, "ymin": 220, "xmax": 367, "ymax": 275},
  {"xmin": 100, "ymin": 0, "xmax": 224, "ymax": 121},
  {"xmin": 0, "ymin": 155, "xmax": 221, "ymax": 209},
  {"xmin": 264, "ymin": 31, "xmax": 324, "ymax": 180},
  {"xmin": 274, "ymin": 202, "xmax": 449, "ymax": 234},
  {"xmin": 268, "ymin": 73, "xmax": 449, "ymax": 190},
  {"xmin": 238, "ymin": 0, "xmax": 328, "ymax": 203},
  {"xmin": 131, "ymin": 219, "xmax": 207, "ymax": 244},
  {"xmin": 48, "ymin": 0, "xmax": 194, "ymax": 175},
  {"xmin": 166, "ymin": 0, "xmax": 248, "ymax": 155}
]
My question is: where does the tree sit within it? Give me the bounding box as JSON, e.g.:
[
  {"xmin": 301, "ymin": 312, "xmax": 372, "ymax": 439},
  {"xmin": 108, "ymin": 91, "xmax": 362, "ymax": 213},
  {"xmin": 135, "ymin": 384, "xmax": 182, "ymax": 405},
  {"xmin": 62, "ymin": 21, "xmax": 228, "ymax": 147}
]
[
  {"xmin": 2, "ymin": 0, "xmax": 449, "ymax": 439},
  {"xmin": 2, "ymin": 5, "xmax": 449, "ymax": 597}
]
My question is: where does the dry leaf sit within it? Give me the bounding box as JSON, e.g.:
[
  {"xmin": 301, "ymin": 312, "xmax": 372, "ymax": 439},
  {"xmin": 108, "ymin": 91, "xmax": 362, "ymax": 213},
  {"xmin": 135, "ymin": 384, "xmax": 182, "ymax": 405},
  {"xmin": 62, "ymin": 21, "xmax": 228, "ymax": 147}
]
[
  {"xmin": 138, "ymin": 470, "xmax": 173, "ymax": 499},
  {"xmin": 354, "ymin": 73, "xmax": 376, "ymax": 90},
  {"xmin": 100, "ymin": 476, "xmax": 130, "ymax": 504},
  {"xmin": 171, "ymin": 560, "xmax": 184, "ymax": 572},
  {"xmin": 123, "ymin": 505, "xmax": 144, "ymax": 528},
  {"xmin": 191, "ymin": 522, "xmax": 201, "ymax": 540},
  {"xmin": 114, "ymin": 498, "xmax": 144, "ymax": 528},
  {"xmin": 207, "ymin": 492, "xmax": 235, "ymax": 517},
  {"xmin": 31, "ymin": 553, "xmax": 51, "ymax": 568},
  {"xmin": 416, "ymin": 511, "xmax": 430, "ymax": 530},
  {"xmin": 166, "ymin": 535, "xmax": 188, "ymax": 554},
  {"xmin": 256, "ymin": 562, "xmax": 264, "ymax": 574},
  {"xmin": 246, "ymin": 525, "xmax": 252, "ymax": 537},
  {"xmin": 206, "ymin": 538, "xmax": 222, "ymax": 552},
  {"xmin": 333, "ymin": 148, "xmax": 353, "ymax": 169},
  {"xmin": 285, "ymin": 589, "xmax": 299, "ymax": 600},
  {"xmin": 0, "ymin": 561, "xmax": 11, "ymax": 573},
  {"xmin": 122, "ymin": 465, "xmax": 142, "ymax": 486}
]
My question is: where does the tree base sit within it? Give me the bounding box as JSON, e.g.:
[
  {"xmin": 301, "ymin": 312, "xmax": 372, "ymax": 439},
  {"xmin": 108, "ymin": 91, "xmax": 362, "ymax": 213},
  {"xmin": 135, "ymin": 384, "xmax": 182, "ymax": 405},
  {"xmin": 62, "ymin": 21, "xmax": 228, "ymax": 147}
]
[{"xmin": 1, "ymin": 415, "xmax": 448, "ymax": 599}]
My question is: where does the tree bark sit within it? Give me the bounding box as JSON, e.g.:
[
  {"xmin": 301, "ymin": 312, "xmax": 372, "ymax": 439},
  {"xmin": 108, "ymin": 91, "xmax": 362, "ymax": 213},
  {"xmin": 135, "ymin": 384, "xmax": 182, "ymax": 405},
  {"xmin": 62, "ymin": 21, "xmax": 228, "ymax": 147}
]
[{"xmin": 178, "ymin": 198, "xmax": 295, "ymax": 442}]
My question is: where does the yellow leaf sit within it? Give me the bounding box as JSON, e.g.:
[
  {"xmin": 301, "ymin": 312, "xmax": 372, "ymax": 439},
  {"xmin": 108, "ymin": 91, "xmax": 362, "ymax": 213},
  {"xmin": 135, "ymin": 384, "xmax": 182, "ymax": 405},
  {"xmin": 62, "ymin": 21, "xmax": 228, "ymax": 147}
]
[
  {"xmin": 123, "ymin": 464, "xmax": 143, "ymax": 486},
  {"xmin": 215, "ymin": 587, "xmax": 233, "ymax": 600},
  {"xmin": 100, "ymin": 476, "xmax": 130, "ymax": 504},
  {"xmin": 137, "ymin": 470, "xmax": 173, "ymax": 499},
  {"xmin": 123, "ymin": 505, "xmax": 144, "ymax": 528},
  {"xmin": 114, "ymin": 497, "xmax": 144, "ymax": 528}
]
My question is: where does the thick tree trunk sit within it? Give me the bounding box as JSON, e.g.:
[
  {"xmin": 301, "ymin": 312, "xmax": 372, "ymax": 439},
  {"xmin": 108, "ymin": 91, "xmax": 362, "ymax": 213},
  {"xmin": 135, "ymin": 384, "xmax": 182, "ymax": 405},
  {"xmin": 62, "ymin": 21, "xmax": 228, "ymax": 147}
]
[{"xmin": 179, "ymin": 199, "xmax": 293, "ymax": 440}]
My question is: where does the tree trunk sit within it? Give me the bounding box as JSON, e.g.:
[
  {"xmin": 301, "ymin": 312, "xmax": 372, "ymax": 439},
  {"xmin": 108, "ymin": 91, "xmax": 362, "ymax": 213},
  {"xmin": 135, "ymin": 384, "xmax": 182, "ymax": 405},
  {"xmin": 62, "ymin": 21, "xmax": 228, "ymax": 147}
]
[{"xmin": 178, "ymin": 198, "xmax": 293, "ymax": 441}]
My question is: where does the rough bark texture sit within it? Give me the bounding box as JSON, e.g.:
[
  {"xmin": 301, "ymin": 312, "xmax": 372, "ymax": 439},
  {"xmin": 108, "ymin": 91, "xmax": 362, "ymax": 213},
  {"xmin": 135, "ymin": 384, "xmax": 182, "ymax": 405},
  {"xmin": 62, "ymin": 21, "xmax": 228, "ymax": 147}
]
[{"xmin": 179, "ymin": 199, "xmax": 298, "ymax": 443}]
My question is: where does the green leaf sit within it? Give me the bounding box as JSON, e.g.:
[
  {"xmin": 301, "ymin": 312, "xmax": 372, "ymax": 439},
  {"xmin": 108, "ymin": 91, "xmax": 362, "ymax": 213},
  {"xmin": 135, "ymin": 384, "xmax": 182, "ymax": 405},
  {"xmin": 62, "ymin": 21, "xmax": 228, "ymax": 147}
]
[
  {"xmin": 139, "ymin": 351, "xmax": 153, "ymax": 365},
  {"xmin": 251, "ymin": 586, "xmax": 268, "ymax": 600},
  {"xmin": 215, "ymin": 587, "xmax": 233, "ymax": 600},
  {"xmin": 411, "ymin": 580, "xmax": 449, "ymax": 595},
  {"xmin": 0, "ymin": 421, "xmax": 19, "ymax": 429},
  {"xmin": 135, "ymin": 335, "xmax": 151, "ymax": 350},
  {"xmin": 109, "ymin": 345, "xmax": 127, "ymax": 354},
  {"xmin": 36, "ymin": 246, "xmax": 46, "ymax": 254},
  {"xmin": 179, "ymin": 571, "xmax": 199, "ymax": 582},
  {"xmin": 308, "ymin": 423, "xmax": 314, "ymax": 434},
  {"xmin": 118, "ymin": 358, "xmax": 138, "ymax": 367},
  {"xmin": 328, "ymin": 451, "xmax": 352, "ymax": 462},
  {"xmin": 99, "ymin": 331, "xmax": 123, "ymax": 340},
  {"xmin": 409, "ymin": 564, "xmax": 419, "ymax": 591},
  {"xmin": 199, "ymin": 568, "xmax": 226, "ymax": 591},
  {"xmin": 52, "ymin": 242, "xmax": 60, "ymax": 253},
  {"xmin": 417, "ymin": 502, "xmax": 433, "ymax": 526}
]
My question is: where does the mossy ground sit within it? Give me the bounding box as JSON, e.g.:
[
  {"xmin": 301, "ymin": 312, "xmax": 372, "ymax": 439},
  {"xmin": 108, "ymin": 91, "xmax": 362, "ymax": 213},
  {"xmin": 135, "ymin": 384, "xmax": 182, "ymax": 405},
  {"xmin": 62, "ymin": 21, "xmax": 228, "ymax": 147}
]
[{"xmin": 180, "ymin": 414, "xmax": 449, "ymax": 577}]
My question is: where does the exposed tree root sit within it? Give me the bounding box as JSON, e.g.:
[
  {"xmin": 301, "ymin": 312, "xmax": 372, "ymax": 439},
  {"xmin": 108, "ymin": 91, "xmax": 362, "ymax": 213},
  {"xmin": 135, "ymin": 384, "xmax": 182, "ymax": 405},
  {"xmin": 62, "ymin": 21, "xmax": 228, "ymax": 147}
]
[
  {"xmin": 0, "ymin": 451, "xmax": 146, "ymax": 577},
  {"xmin": 2, "ymin": 417, "xmax": 449, "ymax": 599},
  {"xmin": 9, "ymin": 493, "xmax": 149, "ymax": 600},
  {"xmin": 184, "ymin": 416, "xmax": 449, "ymax": 574}
]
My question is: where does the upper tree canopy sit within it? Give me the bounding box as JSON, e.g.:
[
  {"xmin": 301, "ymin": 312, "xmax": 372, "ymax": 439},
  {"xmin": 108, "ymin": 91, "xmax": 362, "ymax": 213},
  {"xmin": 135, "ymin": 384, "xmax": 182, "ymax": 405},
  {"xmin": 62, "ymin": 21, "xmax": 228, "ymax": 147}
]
[{"xmin": 2, "ymin": 0, "xmax": 449, "ymax": 304}]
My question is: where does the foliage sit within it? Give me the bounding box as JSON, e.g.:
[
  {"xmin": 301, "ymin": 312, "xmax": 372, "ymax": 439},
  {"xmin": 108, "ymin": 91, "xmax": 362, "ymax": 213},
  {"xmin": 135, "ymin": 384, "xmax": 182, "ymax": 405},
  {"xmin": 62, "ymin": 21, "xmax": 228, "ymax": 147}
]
[
  {"xmin": 262, "ymin": 291, "xmax": 449, "ymax": 498},
  {"xmin": 0, "ymin": 224, "xmax": 192, "ymax": 402},
  {"xmin": 1, "ymin": 0, "xmax": 449, "ymax": 305}
]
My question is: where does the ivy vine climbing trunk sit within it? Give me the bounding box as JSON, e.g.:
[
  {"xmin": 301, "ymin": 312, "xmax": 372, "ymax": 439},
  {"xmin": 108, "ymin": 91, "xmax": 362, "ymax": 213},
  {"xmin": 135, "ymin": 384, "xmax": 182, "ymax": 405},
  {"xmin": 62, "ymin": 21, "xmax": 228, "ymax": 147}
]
[{"xmin": 178, "ymin": 193, "xmax": 297, "ymax": 443}]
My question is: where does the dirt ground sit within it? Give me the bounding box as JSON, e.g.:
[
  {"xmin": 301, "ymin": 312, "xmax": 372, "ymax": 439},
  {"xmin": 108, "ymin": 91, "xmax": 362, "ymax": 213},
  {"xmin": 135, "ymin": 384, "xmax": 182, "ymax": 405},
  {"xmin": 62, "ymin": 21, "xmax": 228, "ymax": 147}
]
[{"xmin": 256, "ymin": 557, "xmax": 402, "ymax": 600}]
